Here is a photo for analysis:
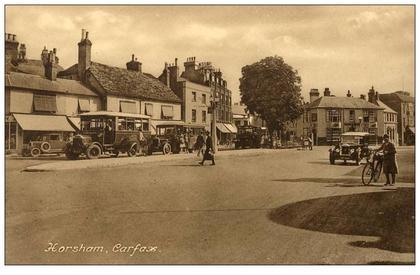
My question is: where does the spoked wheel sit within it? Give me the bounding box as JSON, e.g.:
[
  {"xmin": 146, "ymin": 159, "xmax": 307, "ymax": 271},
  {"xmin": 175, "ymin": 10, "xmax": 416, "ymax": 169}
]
[
  {"xmin": 127, "ymin": 143, "xmax": 138, "ymax": 157},
  {"xmin": 362, "ymin": 163, "xmax": 374, "ymax": 185},
  {"xmin": 162, "ymin": 143, "xmax": 172, "ymax": 155},
  {"xmin": 373, "ymin": 161, "xmax": 383, "ymax": 182},
  {"xmin": 86, "ymin": 145, "xmax": 101, "ymax": 159}
]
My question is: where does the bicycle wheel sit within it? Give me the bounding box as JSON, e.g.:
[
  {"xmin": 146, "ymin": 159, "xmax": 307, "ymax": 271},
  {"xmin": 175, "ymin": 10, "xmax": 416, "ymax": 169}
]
[
  {"xmin": 373, "ymin": 161, "xmax": 383, "ymax": 182},
  {"xmin": 362, "ymin": 163, "xmax": 374, "ymax": 185}
]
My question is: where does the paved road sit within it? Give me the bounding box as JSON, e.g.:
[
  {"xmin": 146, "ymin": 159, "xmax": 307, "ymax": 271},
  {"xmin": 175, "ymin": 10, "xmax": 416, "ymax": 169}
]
[{"xmin": 5, "ymin": 147, "xmax": 415, "ymax": 264}]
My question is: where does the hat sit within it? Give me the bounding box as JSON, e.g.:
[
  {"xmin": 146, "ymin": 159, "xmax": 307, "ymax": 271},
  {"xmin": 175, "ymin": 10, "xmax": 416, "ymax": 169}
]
[
  {"xmin": 383, "ymin": 134, "xmax": 389, "ymax": 139},
  {"xmin": 205, "ymin": 130, "xmax": 210, "ymax": 135}
]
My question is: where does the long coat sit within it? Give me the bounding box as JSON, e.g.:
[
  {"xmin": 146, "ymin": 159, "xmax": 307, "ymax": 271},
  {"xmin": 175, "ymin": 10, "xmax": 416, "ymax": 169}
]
[
  {"xmin": 203, "ymin": 136, "xmax": 214, "ymax": 160},
  {"xmin": 380, "ymin": 142, "xmax": 399, "ymax": 174}
]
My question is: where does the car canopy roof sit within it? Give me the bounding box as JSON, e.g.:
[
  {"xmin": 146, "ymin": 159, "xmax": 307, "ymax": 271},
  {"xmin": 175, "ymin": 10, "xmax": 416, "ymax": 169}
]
[{"xmin": 341, "ymin": 131, "xmax": 372, "ymax": 137}]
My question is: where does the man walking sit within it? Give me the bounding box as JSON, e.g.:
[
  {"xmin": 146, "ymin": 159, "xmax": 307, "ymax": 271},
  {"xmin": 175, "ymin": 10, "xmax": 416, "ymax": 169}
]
[
  {"xmin": 377, "ymin": 134, "xmax": 398, "ymax": 186},
  {"xmin": 195, "ymin": 131, "xmax": 205, "ymax": 156},
  {"xmin": 199, "ymin": 131, "xmax": 215, "ymax": 166}
]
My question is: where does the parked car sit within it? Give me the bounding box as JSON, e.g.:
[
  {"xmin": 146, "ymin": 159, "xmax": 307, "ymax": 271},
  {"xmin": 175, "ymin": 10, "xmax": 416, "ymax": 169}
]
[
  {"xmin": 329, "ymin": 132, "xmax": 375, "ymax": 165},
  {"xmin": 64, "ymin": 111, "xmax": 151, "ymax": 159},
  {"xmin": 148, "ymin": 121, "xmax": 205, "ymax": 155},
  {"xmin": 234, "ymin": 125, "xmax": 263, "ymax": 149},
  {"xmin": 22, "ymin": 133, "xmax": 67, "ymax": 157}
]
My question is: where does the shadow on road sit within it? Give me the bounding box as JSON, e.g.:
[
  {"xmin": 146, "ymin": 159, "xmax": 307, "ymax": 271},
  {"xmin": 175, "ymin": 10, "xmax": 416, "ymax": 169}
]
[
  {"xmin": 268, "ymin": 187, "xmax": 414, "ymax": 254},
  {"xmin": 308, "ymin": 161, "xmax": 362, "ymax": 166},
  {"xmin": 272, "ymin": 177, "xmax": 360, "ymax": 184},
  {"xmin": 368, "ymin": 261, "xmax": 415, "ymax": 265}
]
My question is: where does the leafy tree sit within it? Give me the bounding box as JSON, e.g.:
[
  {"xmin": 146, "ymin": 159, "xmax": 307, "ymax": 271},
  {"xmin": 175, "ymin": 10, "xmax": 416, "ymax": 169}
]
[{"xmin": 239, "ymin": 56, "xmax": 304, "ymax": 142}]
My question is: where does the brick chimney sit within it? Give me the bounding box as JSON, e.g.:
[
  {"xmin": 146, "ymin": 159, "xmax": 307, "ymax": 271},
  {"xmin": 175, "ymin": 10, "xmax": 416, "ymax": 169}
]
[
  {"xmin": 184, "ymin": 56, "xmax": 196, "ymax": 73},
  {"xmin": 18, "ymin": 43, "xmax": 26, "ymax": 61},
  {"xmin": 323, "ymin": 87, "xmax": 331, "ymax": 97},
  {"xmin": 5, "ymin": 33, "xmax": 19, "ymax": 64},
  {"xmin": 78, "ymin": 29, "xmax": 92, "ymax": 81},
  {"xmin": 368, "ymin": 86, "xmax": 376, "ymax": 104},
  {"xmin": 126, "ymin": 54, "xmax": 142, "ymax": 72},
  {"xmin": 168, "ymin": 58, "xmax": 179, "ymax": 87},
  {"xmin": 43, "ymin": 48, "xmax": 58, "ymax": 81},
  {"xmin": 309, "ymin": 88, "xmax": 320, "ymax": 103},
  {"xmin": 346, "ymin": 90, "xmax": 352, "ymax": 97}
]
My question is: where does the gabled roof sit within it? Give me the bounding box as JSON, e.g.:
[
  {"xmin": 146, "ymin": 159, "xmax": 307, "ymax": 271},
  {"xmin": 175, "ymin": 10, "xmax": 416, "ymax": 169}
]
[
  {"xmin": 6, "ymin": 72, "xmax": 98, "ymax": 97},
  {"xmin": 379, "ymin": 92, "xmax": 414, "ymax": 103},
  {"xmin": 377, "ymin": 99, "xmax": 397, "ymax": 113},
  {"xmin": 306, "ymin": 96, "xmax": 383, "ymax": 110},
  {"xmin": 232, "ymin": 104, "xmax": 247, "ymax": 116},
  {"xmin": 60, "ymin": 62, "xmax": 181, "ymax": 103}
]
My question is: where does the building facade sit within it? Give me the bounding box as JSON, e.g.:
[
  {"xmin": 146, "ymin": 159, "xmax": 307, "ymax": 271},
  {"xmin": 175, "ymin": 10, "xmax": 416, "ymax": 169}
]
[
  {"xmin": 379, "ymin": 91, "xmax": 415, "ymax": 145},
  {"xmin": 5, "ymin": 35, "xmax": 100, "ymax": 154},
  {"xmin": 232, "ymin": 102, "xmax": 265, "ymax": 128},
  {"xmin": 296, "ymin": 88, "xmax": 384, "ymax": 145},
  {"xmin": 159, "ymin": 56, "xmax": 235, "ymax": 144},
  {"xmin": 367, "ymin": 87, "xmax": 399, "ymax": 145},
  {"xmin": 58, "ymin": 30, "xmax": 182, "ymax": 134}
]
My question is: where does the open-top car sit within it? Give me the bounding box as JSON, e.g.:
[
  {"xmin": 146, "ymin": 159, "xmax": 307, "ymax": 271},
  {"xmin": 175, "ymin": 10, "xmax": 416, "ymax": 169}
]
[
  {"xmin": 329, "ymin": 131, "xmax": 375, "ymax": 165},
  {"xmin": 148, "ymin": 121, "xmax": 205, "ymax": 155},
  {"xmin": 65, "ymin": 111, "xmax": 151, "ymax": 159}
]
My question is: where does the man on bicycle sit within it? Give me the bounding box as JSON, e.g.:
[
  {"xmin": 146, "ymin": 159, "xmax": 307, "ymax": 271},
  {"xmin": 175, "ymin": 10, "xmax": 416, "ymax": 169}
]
[{"xmin": 376, "ymin": 134, "xmax": 398, "ymax": 186}]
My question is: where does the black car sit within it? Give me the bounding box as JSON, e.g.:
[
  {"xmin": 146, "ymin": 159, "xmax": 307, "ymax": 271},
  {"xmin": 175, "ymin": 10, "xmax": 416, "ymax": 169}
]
[
  {"xmin": 65, "ymin": 111, "xmax": 151, "ymax": 159},
  {"xmin": 329, "ymin": 132, "xmax": 374, "ymax": 165},
  {"xmin": 234, "ymin": 126, "xmax": 263, "ymax": 149}
]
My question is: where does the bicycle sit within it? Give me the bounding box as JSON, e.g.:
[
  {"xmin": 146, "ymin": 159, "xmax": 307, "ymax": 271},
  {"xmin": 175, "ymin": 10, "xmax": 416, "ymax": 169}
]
[{"xmin": 361, "ymin": 150, "xmax": 384, "ymax": 185}]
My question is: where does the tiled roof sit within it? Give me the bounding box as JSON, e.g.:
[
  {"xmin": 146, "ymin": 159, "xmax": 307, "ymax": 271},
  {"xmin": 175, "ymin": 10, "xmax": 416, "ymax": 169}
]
[
  {"xmin": 377, "ymin": 100, "xmax": 397, "ymax": 113},
  {"xmin": 232, "ymin": 104, "xmax": 247, "ymax": 115},
  {"xmin": 306, "ymin": 96, "xmax": 384, "ymax": 109},
  {"xmin": 6, "ymin": 59, "xmax": 64, "ymax": 77},
  {"xmin": 180, "ymin": 70, "xmax": 207, "ymax": 86},
  {"xmin": 379, "ymin": 92, "xmax": 414, "ymax": 103},
  {"xmin": 6, "ymin": 72, "xmax": 98, "ymax": 97},
  {"xmin": 75, "ymin": 62, "xmax": 181, "ymax": 103}
]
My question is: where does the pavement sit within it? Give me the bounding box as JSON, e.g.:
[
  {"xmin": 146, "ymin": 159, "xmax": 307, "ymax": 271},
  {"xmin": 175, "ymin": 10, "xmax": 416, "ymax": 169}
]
[
  {"xmin": 5, "ymin": 146, "xmax": 415, "ymax": 264},
  {"xmin": 22, "ymin": 148, "xmax": 285, "ymax": 172}
]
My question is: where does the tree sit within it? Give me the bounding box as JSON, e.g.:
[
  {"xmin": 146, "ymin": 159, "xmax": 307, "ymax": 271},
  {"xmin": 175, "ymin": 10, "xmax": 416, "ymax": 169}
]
[{"xmin": 239, "ymin": 56, "xmax": 304, "ymax": 143}]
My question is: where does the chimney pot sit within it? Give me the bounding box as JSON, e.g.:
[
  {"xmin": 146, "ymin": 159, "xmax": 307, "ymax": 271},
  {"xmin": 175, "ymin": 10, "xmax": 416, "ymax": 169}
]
[
  {"xmin": 85, "ymin": 31, "xmax": 89, "ymax": 39},
  {"xmin": 132, "ymin": 54, "xmax": 135, "ymax": 61},
  {"xmin": 81, "ymin": 29, "xmax": 85, "ymax": 40}
]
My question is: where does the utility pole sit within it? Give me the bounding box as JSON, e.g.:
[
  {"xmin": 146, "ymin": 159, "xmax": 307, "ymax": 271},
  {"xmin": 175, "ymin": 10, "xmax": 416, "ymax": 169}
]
[{"xmin": 211, "ymin": 77, "xmax": 218, "ymax": 153}]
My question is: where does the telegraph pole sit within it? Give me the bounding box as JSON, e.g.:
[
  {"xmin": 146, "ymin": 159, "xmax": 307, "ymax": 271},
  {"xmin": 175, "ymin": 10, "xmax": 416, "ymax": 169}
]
[{"xmin": 211, "ymin": 74, "xmax": 218, "ymax": 153}]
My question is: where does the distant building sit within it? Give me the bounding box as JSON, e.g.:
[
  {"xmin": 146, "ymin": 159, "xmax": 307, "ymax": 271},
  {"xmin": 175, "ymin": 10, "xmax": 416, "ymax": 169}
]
[
  {"xmin": 158, "ymin": 57, "xmax": 212, "ymax": 131},
  {"xmin": 367, "ymin": 87, "xmax": 399, "ymax": 145},
  {"xmin": 159, "ymin": 56, "xmax": 236, "ymax": 144},
  {"xmin": 295, "ymin": 88, "xmax": 384, "ymax": 145},
  {"xmin": 58, "ymin": 30, "xmax": 182, "ymax": 134},
  {"xmin": 232, "ymin": 102, "xmax": 265, "ymax": 128},
  {"xmin": 379, "ymin": 91, "xmax": 415, "ymax": 145},
  {"xmin": 5, "ymin": 34, "xmax": 100, "ymax": 154}
]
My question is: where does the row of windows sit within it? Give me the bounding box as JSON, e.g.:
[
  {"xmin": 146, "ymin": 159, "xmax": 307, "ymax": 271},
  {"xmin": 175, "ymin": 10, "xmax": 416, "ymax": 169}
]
[
  {"xmin": 305, "ymin": 109, "xmax": 378, "ymax": 123},
  {"xmin": 191, "ymin": 109, "xmax": 207, "ymax": 123},
  {"xmin": 385, "ymin": 113, "xmax": 397, "ymax": 123},
  {"xmin": 192, "ymin": 92, "xmax": 207, "ymax": 105}
]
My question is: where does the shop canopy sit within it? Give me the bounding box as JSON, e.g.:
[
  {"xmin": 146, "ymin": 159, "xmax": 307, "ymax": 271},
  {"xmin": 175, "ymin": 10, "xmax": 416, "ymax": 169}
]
[
  {"xmin": 13, "ymin": 113, "xmax": 76, "ymax": 132},
  {"xmin": 408, "ymin": 127, "xmax": 415, "ymax": 134},
  {"xmin": 224, "ymin": 123, "xmax": 238, "ymax": 134},
  {"xmin": 216, "ymin": 123, "xmax": 231, "ymax": 133}
]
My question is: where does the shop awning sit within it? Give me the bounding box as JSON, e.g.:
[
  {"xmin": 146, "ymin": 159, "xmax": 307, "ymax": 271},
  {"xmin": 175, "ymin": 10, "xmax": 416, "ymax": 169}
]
[
  {"xmin": 68, "ymin": 116, "xmax": 81, "ymax": 130},
  {"xmin": 408, "ymin": 127, "xmax": 415, "ymax": 134},
  {"xmin": 120, "ymin": 101, "xmax": 137, "ymax": 114},
  {"xmin": 13, "ymin": 113, "xmax": 76, "ymax": 132},
  {"xmin": 78, "ymin": 98, "xmax": 90, "ymax": 112},
  {"xmin": 162, "ymin": 105, "xmax": 174, "ymax": 118},
  {"xmin": 224, "ymin": 123, "xmax": 238, "ymax": 134},
  {"xmin": 216, "ymin": 123, "xmax": 231, "ymax": 133}
]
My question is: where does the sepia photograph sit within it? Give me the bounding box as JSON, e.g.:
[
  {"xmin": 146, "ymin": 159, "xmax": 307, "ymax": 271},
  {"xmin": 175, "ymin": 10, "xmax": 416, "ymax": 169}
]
[{"xmin": 3, "ymin": 4, "xmax": 415, "ymax": 266}]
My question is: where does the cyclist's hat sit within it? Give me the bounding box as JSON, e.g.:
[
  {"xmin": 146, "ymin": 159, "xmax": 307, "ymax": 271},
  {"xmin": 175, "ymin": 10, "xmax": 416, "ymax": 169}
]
[{"xmin": 383, "ymin": 134, "xmax": 390, "ymax": 139}]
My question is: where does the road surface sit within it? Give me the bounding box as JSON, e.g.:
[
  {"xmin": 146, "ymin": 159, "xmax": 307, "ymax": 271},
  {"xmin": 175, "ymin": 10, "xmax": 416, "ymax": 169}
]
[{"xmin": 5, "ymin": 146, "xmax": 415, "ymax": 264}]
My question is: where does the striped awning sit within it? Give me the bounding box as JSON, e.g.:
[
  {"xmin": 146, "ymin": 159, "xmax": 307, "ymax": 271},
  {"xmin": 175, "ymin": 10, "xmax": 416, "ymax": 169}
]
[{"xmin": 216, "ymin": 123, "xmax": 231, "ymax": 133}]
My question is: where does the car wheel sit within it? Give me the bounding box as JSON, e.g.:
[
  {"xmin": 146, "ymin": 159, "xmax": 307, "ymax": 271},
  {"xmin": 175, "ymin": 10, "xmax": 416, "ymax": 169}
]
[
  {"xmin": 127, "ymin": 143, "xmax": 138, "ymax": 157},
  {"xmin": 30, "ymin": 147, "xmax": 41, "ymax": 157},
  {"xmin": 329, "ymin": 153, "xmax": 335, "ymax": 165},
  {"xmin": 86, "ymin": 144, "xmax": 101, "ymax": 159},
  {"xmin": 111, "ymin": 150, "xmax": 119, "ymax": 158},
  {"xmin": 40, "ymin": 142, "xmax": 51, "ymax": 153},
  {"xmin": 162, "ymin": 143, "xmax": 172, "ymax": 155}
]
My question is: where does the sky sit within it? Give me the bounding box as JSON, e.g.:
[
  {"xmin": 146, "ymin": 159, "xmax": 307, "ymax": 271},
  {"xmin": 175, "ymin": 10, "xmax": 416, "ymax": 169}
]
[{"xmin": 5, "ymin": 5, "xmax": 415, "ymax": 102}]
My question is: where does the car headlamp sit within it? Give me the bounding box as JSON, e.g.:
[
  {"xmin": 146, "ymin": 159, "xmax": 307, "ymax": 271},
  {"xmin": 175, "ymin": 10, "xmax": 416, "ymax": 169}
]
[
  {"xmin": 350, "ymin": 149, "xmax": 355, "ymax": 154},
  {"xmin": 335, "ymin": 148, "xmax": 340, "ymax": 153}
]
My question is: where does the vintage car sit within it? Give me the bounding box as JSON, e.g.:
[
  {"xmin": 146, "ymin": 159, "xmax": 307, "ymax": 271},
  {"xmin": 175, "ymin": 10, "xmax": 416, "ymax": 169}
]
[
  {"xmin": 148, "ymin": 121, "xmax": 205, "ymax": 155},
  {"xmin": 329, "ymin": 132, "xmax": 374, "ymax": 165},
  {"xmin": 234, "ymin": 125, "xmax": 263, "ymax": 149},
  {"xmin": 22, "ymin": 133, "xmax": 68, "ymax": 157},
  {"xmin": 64, "ymin": 111, "xmax": 151, "ymax": 159}
]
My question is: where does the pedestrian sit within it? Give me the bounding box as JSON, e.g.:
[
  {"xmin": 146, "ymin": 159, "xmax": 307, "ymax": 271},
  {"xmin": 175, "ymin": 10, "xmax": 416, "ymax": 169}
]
[
  {"xmin": 199, "ymin": 131, "xmax": 215, "ymax": 166},
  {"xmin": 377, "ymin": 134, "xmax": 398, "ymax": 186},
  {"xmin": 308, "ymin": 136, "xmax": 313, "ymax": 150},
  {"xmin": 195, "ymin": 131, "xmax": 205, "ymax": 156}
]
